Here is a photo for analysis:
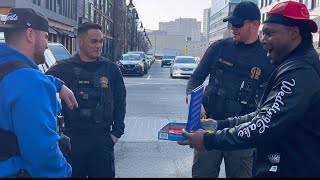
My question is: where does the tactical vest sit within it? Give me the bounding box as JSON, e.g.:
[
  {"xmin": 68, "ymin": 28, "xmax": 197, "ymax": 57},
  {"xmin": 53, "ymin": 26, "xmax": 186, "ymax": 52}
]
[
  {"xmin": 203, "ymin": 39, "xmax": 270, "ymax": 119},
  {"xmin": 0, "ymin": 61, "xmax": 31, "ymax": 161},
  {"xmin": 64, "ymin": 60, "xmax": 114, "ymax": 132}
]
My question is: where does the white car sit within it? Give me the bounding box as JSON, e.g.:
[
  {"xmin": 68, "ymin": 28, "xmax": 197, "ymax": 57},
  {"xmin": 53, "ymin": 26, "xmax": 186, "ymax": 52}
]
[{"xmin": 170, "ymin": 56, "xmax": 197, "ymax": 78}]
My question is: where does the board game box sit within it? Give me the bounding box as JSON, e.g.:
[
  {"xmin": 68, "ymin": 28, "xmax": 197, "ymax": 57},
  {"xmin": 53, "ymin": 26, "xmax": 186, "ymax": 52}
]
[{"xmin": 158, "ymin": 85, "xmax": 217, "ymax": 141}]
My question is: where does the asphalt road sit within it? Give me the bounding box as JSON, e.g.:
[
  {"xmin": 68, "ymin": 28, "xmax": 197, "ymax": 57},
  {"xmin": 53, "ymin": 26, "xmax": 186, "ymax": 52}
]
[{"xmin": 114, "ymin": 60, "xmax": 225, "ymax": 178}]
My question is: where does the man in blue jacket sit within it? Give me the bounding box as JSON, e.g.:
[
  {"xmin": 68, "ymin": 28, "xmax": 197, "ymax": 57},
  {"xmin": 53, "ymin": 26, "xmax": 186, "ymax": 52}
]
[{"xmin": 0, "ymin": 8, "xmax": 76, "ymax": 177}]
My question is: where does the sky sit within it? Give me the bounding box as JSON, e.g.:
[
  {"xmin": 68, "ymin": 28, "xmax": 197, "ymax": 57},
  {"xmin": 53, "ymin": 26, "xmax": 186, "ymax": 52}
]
[{"xmin": 132, "ymin": 0, "xmax": 212, "ymax": 30}]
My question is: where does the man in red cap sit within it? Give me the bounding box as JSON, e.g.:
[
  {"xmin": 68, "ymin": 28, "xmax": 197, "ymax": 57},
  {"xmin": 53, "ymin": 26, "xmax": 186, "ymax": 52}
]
[{"xmin": 179, "ymin": 1, "xmax": 320, "ymax": 178}]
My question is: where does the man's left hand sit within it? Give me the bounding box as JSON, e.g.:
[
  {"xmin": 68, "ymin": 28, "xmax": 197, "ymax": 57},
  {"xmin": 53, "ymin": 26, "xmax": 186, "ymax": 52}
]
[
  {"xmin": 59, "ymin": 85, "xmax": 78, "ymax": 110},
  {"xmin": 177, "ymin": 129, "xmax": 207, "ymax": 151},
  {"xmin": 110, "ymin": 134, "xmax": 119, "ymax": 144}
]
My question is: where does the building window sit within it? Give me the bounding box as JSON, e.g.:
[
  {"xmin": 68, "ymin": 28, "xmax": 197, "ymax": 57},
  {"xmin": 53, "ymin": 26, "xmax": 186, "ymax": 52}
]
[
  {"xmin": 311, "ymin": 0, "xmax": 316, "ymax": 9},
  {"xmin": 32, "ymin": 0, "xmax": 41, "ymax": 6}
]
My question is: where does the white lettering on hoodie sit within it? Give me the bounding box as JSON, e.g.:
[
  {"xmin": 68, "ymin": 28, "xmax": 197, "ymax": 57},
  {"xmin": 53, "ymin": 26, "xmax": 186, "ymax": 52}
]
[{"xmin": 238, "ymin": 79, "xmax": 296, "ymax": 138}]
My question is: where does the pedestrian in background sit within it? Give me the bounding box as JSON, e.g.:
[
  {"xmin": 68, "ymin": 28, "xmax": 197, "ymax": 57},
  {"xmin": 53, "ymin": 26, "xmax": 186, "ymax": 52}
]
[
  {"xmin": 0, "ymin": 8, "xmax": 76, "ymax": 178},
  {"xmin": 180, "ymin": 1, "xmax": 320, "ymax": 178},
  {"xmin": 185, "ymin": 1, "xmax": 275, "ymax": 178},
  {"xmin": 46, "ymin": 22, "xmax": 127, "ymax": 178}
]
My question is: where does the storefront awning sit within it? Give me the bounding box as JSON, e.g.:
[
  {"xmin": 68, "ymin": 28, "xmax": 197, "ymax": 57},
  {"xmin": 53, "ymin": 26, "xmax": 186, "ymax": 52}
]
[
  {"xmin": 50, "ymin": 26, "xmax": 76, "ymax": 38},
  {"xmin": 49, "ymin": 27, "xmax": 58, "ymax": 34}
]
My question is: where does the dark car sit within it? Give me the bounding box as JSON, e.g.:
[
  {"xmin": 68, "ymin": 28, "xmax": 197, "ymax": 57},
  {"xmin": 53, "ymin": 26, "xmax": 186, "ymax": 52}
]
[
  {"xmin": 161, "ymin": 55, "xmax": 175, "ymax": 67},
  {"xmin": 117, "ymin": 54, "xmax": 145, "ymax": 76},
  {"xmin": 127, "ymin": 51, "xmax": 150, "ymax": 71}
]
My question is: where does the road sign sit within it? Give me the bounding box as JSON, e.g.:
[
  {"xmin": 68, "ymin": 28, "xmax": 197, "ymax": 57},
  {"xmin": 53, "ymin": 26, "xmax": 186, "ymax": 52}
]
[{"xmin": 184, "ymin": 46, "xmax": 189, "ymax": 55}]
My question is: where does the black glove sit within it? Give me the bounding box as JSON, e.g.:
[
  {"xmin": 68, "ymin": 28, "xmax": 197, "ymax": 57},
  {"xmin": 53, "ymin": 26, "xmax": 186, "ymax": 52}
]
[{"xmin": 58, "ymin": 134, "xmax": 71, "ymax": 157}]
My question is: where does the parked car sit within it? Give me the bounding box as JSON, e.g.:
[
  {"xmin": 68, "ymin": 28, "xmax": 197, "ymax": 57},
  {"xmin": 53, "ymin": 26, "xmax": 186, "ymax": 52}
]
[
  {"xmin": 48, "ymin": 42, "xmax": 71, "ymax": 61},
  {"xmin": 117, "ymin": 54, "xmax": 145, "ymax": 76},
  {"xmin": 146, "ymin": 54, "xmax": 155, "ymax": 65},
  {"xmin": 161, "ymin": 55, "xmax": 175, "ymax": 67},
  {"xmin": 127, "ymin": 51, "xmax": 149, "ymax": 73},
  {"xmin": 38, "ymin": 48, "xmax": 58, "ymax": 73},
  {"xmin": 170, "ymin": 56, "xmax": 197, "ymax": 78}
]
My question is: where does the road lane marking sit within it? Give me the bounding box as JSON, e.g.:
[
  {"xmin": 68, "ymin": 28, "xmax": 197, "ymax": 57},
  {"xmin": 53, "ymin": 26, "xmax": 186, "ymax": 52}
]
[{"xmin": 147, "ymin": 75, "xmax": 151, "ymax": 80}]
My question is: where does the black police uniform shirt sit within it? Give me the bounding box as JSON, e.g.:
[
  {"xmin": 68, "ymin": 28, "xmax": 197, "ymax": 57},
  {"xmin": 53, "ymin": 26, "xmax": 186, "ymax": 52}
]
[
  {"xmin": 186, "ymin": 37, "xmax": 275, "ymax": 120},
  {"xmin": 46, "ymin": 53, "xmax": 126, "ymax": 137}
]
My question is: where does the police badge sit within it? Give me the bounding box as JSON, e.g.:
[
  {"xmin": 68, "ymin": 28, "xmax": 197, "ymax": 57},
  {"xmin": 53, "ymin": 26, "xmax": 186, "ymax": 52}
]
[{"xmin": 100, "ymin": 77, "xmax": 108, "ymax": 88}]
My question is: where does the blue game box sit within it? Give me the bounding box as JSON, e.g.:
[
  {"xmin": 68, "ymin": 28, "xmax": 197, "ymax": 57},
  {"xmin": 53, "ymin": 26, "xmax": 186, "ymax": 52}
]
[{"xmin": 158, "ymin": 85, "xmax": 218, "ymax": 141}]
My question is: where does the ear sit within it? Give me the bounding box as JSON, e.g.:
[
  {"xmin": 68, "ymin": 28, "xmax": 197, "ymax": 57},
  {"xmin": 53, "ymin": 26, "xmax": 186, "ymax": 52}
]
[
  {"xmin": 77, "ymin": 37, "xmax": 82, "ymax": 46},
  {"xmin": 289, "ymin": 27, "xmax": 300, "ymax": 40},
  {"xmin": 26, "ymin": 28, "xmax": 34, "ymax": 43},
  {"xmin": 252, "ymin": 20, "xmax": 261, "ymax": 29}
]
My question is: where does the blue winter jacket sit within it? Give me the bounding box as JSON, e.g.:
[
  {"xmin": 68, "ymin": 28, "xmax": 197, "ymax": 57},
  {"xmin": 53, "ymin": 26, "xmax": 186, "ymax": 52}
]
[{"xmin": 0, "ymin": 44, "xmax": 72, "ymax": 177}]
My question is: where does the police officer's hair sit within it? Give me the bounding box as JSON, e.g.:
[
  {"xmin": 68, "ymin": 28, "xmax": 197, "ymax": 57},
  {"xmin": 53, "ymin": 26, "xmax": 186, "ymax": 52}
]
[
  {"xmin": 77, "ymin": 22, "xmax": 102, "ymax": 36},
  {"xmin": 4, "ymin": 28, "xmax": 28, "ymax": 45}
]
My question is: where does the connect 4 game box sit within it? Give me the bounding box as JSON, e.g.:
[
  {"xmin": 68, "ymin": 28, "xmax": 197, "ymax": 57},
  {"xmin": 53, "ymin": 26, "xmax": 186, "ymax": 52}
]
[{"xmin": 158, "ymin": 85, "xmax": 217, "ymax": 141}]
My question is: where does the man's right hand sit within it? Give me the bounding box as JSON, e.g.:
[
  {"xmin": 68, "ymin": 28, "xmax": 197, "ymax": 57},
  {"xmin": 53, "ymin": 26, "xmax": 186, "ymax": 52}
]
[
  {"xmin": 201, "ymin": 118, "xmax": 217, "ymax": 126},
  {"xmin": 186, "ymin": 95, "xmax": 207, "ymax": 119},
  {"xmin": 59, "ymin": 85, "xmax": 78, "ymax": 110}
]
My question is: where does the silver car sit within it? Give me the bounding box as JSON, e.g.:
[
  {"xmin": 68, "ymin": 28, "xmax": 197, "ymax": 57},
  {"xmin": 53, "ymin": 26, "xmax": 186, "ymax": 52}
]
[{"xmin": 170, "ymin": 56, "xmax": 197, "ymax": 78}]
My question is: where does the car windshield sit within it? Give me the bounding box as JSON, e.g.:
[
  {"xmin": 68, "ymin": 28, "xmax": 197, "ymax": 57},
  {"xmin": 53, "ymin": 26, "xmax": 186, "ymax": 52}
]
[
  {"xmin": 128, "ymin": 52, "xmax": 145, "ymax": 58},
  {"xmin": 122, "ymin": 54, "xmax": 141, "ymax": 61},
  {"xmin": 175, "ymin": 58, "xmax": 196, "ymax": 64},
  {"xmin": 163, "ymin": 55, "xmax": 175, "ymax": 59},
  {"xmin": 48, "ymin": 44, "xmax": 71, "ymax": 61}
]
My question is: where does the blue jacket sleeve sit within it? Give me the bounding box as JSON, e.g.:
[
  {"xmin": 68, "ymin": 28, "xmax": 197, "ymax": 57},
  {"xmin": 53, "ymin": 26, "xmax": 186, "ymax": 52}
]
[
  {"xmin": 10, "ymin": 70, "xmax": 71, "ymax": 177},
  {"xmin": 45, "ymin": 75, "xmax": 63, "ymax": 92}
]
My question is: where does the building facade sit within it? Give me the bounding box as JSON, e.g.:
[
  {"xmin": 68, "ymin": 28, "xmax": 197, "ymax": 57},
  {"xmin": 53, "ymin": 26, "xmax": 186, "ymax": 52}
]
[
  {"xmin": 203, "ymin": 8, "xmax": 211, "ymax": 42},
  {"xmin": 259, "ymin": 0, "xmax": 320, "ymax": 50},
  {"xmin": 147, "ymin": 30, "xmax": 187, "ymax": 56},
  {"xmin": 0, "ymin": 0, "xmax": 119, "ymax": 58},
  {"xmin": 0, "ymin": 0, "xmax": 79, "ymax": 54},
  {"xmin": 159, "ymin": 18, "xmax": 201, "ymax": 42},
  {"xmin": 209, "ymin": 0, "xmax": 258, "ymax": 43}
]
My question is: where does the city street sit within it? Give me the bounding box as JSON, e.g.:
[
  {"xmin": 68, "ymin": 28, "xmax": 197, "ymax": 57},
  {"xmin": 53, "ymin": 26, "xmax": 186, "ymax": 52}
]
[{"xmin": 114, "ymin": 60, "xmax": 225, "ymax": 178}]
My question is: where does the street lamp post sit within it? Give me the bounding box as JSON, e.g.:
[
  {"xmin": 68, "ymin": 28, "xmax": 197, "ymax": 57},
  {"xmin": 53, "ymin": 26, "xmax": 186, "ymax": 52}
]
[{"xmin": 127, "ymin": 0, "xmax": 135, "ymax": 11}]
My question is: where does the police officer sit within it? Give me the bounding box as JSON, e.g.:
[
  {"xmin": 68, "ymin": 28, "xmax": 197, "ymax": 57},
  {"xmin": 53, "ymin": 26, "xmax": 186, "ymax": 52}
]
[
  {"xmin": 46, "ymin": 22, "xmax": 126, "ymax": 178},
  {"xmin": 180, "ymin": 1, "xmax": 320, "ymax": 178},
  {"xmin": 185, "ymin": 1, "xmax": 275, "ymax": 178}
]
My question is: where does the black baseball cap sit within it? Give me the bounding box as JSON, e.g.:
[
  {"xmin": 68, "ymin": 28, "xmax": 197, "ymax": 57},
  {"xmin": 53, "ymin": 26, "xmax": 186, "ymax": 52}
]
[
  {"xmin": 223, "ymin": 1, "xmax": 261, "ymax": 26},
  {"xmin": 0, "ymin": 8, "xmax": 49, "ymax": 32}
]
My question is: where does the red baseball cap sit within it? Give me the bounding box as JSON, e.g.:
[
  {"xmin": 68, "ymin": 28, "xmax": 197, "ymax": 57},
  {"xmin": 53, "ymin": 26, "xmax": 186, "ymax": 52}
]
[{"xmin": 267, "ymin": 1, "xmax": 318, "ymax": 33}]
